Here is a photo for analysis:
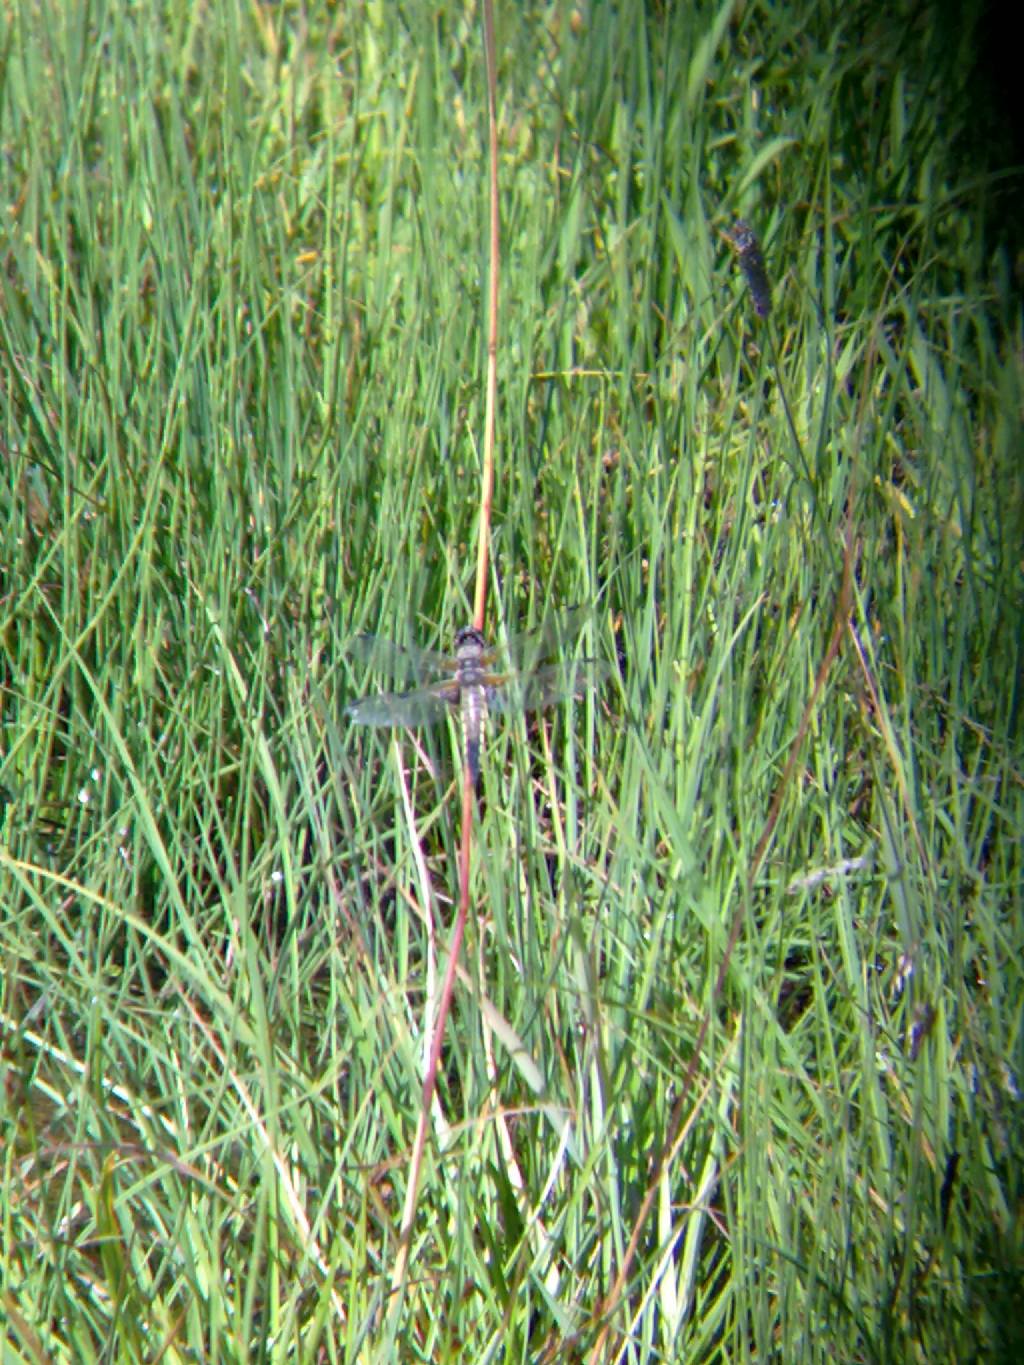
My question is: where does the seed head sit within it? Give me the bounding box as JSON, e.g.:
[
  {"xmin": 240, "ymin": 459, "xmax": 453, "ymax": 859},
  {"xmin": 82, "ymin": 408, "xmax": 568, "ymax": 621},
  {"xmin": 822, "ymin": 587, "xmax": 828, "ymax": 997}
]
[{"xmin": 725, "ymin": 218, "xmax": 772, "ymax": 318}]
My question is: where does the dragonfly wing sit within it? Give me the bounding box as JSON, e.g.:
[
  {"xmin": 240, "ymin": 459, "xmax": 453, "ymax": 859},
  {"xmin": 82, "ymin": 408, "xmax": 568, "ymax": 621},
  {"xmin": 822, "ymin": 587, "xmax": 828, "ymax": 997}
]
[
  {"xmin": 345, "ymin": 683, "xmax": 458, "ymax": 728},
  {"xmin": 499, "ymin": 606, "xmax": 592, "ymax": 671},
  {"xmin": 487, "ymin": 659, "xmax": 613, "ymax": 714},
  {"xmin": 346, "ymin": 635, "xmax": 455, "ymax": 685}
]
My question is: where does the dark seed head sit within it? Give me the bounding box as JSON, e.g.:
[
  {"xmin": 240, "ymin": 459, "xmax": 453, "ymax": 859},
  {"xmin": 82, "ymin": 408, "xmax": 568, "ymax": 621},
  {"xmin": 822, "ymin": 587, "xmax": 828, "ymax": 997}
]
[{"xmin": 725, "ymin": 218, "xmax": 772, "ymax": 318}]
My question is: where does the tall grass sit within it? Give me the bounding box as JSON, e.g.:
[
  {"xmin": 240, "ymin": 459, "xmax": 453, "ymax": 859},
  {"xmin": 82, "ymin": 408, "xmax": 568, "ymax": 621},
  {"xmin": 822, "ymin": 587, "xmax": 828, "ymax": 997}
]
[{"xmin": 2, "ymin": 1, "xmax": 1021, "ymax": 1361}]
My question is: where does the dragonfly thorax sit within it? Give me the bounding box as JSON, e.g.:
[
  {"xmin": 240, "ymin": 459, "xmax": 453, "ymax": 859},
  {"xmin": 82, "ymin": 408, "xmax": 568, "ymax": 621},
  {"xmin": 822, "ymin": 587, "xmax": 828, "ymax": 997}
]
[{"xmin": 454, "ymin": 626, "xmax": 488, "ymax": 684}]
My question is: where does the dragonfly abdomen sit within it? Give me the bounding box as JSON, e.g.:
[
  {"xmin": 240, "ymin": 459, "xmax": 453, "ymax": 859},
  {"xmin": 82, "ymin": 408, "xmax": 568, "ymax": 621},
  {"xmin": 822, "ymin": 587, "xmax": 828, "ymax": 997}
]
[{"xmin": 460, "ymin": 683, "xmax": 487, "ymax": 783}]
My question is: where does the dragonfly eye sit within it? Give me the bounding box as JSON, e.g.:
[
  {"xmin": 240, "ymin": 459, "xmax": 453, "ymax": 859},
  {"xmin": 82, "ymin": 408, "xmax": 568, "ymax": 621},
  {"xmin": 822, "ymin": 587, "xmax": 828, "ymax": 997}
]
[{"xmin": 454, "ymin": 626, "xmax": 486, "ymax": 649}]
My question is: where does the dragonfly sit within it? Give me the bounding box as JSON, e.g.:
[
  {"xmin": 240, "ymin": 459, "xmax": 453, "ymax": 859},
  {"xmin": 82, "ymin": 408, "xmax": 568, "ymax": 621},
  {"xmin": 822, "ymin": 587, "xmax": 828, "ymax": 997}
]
[{"xmin": 344, "ymin": 612, "xmax": 610, "ymax": 783}]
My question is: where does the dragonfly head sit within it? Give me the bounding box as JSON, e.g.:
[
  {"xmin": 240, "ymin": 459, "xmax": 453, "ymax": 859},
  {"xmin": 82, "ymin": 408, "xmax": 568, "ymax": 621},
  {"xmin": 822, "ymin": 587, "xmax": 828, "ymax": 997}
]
[{"xmin": 454, "ymin": 625, "xmax": 487, "ymax": 658}]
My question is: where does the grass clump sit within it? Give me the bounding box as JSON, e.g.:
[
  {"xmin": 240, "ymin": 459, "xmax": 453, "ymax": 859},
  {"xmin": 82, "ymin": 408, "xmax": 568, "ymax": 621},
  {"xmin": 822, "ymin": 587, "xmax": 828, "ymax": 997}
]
[{"xmin": 1, "ymin": 1, "xmax": 1021, "ymax": 1360}]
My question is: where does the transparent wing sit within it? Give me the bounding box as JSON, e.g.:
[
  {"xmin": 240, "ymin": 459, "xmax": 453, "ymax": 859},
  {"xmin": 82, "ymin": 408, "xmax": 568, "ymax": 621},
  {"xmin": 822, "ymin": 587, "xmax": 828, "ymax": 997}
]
[
  {"xmin": 498, "ymin": 605, "xmax": 592, "ymax": 672},
  {"xmin": 486, "ymin": 659, "xmax": 613, "ymax": 714},
  {"xmin": 347, "ymin": 608, "xmax": 592, "ymax": 680},
  {"xmin": 345, "ymin": 609, "xmax": 606, "ymax": 728},
  {"xmin": 345, "ymin": 682, "xmax": 459, "ymax": 728},
  {"xmin": 346, "ymin": 635, "xmax": 457, "ymax": 685}
]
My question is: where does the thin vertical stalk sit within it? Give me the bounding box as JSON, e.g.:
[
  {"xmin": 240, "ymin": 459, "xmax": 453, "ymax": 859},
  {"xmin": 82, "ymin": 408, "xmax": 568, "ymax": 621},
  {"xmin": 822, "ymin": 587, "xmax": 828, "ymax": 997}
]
[
  {"xmin": 388, "ymin": 0, "xmax": 499, "ymax": 1326},
  {"xmin": 473, "ymin": 0, "xmax": 499, "ymax": 631}
]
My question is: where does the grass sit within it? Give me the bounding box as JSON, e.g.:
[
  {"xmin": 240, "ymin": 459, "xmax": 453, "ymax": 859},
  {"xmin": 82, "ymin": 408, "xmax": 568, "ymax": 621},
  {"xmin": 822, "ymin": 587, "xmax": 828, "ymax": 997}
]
[{"xmin": 1, "ymin": 0, "xmax": 1022, "ymax": 1360}]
